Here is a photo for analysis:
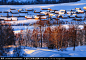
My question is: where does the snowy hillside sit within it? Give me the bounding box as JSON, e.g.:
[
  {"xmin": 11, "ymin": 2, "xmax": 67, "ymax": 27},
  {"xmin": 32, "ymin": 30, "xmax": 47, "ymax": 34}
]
[{"xmin": 1, "ymin": 45, "xmax": 86, "ymax": 57}]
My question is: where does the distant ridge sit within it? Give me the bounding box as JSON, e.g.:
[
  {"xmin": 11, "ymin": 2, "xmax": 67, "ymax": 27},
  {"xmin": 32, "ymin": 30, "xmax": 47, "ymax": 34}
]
[{"xmin": 0, "ymin": 0, "xmax": 80, "ymax": 5}]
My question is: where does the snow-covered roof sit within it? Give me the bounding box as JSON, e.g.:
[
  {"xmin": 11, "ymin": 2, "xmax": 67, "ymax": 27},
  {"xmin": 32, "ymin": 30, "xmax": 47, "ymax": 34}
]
[
  {"xmin": 9, "ymin": 14, "xmax": 19, "ymax": 16},
  {"xmin": 76, "ymin": 10, "xmax": 84, "ymax": 12},
  {"xmin": 60, "ymin": 10, "xmax": 66, "ymax": 12},
  {"xmin": 34, "ymin": 16, "xmax": 39, "ymax": 18},
  {"xmin": 40, "ymin": 11, "xmax": 47, "ymax": 14},
  {"xmin": 4, "ymin": 18, "xmax": 11, "ymax": 20},
  {"xmin": 75, "ymin": 8, "xmax": 81, "ymax": 10},
  {"xmin": 41, "ymin": 16, "xmax": 47, "ymax": 18},
  {"xmin": 10, "ymin": 17, "xmax": 17, "ymax": 20},
  {"xmin": 5, "ymin": 19, "xmax": 39, "ymax": 24},
  {"xmin": 76, "ymin": 14, "xmax": 84, "ymax": 16},
  {"xmin": 0, "ymin": 13, "xmax": 8, "ymax": 16},
  {"xmin": 19, "ymin": 13, "xmax": 26, "ymax": 16},
  {"xmin": 0, "ymin": 17, "xmax": 7, "ymax": 19},
  {"xmin": 55, "ymin": 11, "xmax": 59, "ymax": 13},
  {"xmin": 59, "ymin": 12, "xmax": 65, "ymax": 14}
]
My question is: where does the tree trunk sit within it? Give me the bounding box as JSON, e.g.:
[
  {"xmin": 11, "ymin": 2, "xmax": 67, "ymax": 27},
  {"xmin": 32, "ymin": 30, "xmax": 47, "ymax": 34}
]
[
  {"xmin": 73, "ymin": 40, "xmax": 75, "ymax": 51},
  {"xmin": 56, "ymin": 40, "xmax": 57, "ymax": 49},
  {"xmin": 73, "ymin": 30, "xmax": 76, "ymax": 51}
]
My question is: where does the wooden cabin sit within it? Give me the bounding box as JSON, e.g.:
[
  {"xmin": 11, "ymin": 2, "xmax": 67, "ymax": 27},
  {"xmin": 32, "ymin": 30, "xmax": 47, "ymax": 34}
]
[
  {"xmin": 58, "ymin": 14, "xmax": 63, "ymax": 18},
  {"xmin": 19, "ymin": 14, "xmax": 26, "ymax": 17},
  {"xmin": 9, "ymin": 14, "xmax": 19, "ymax": 17},
  {"xmin": 41, "ymin": 16, "xmax": 47, "ymax": 19},
  {"xmin": 13, "ymin": 14, "xmax": 19, "ymax": 17},
  {"xmin": 55, "ymin": 11, "xmax": 59, "ymax": 14},
  {"xmin": 3, "ymin": 11, "xmax": 9, "ymax": 13},
  {"xmin": 52, "ymin": 15, "xmax": 56, "ymax": 19},
  {"xmin": 25, "ymin": 9, "xmax": 34, "ymax": 11},
  {"xmin": 10, "ymin": 10, "xmax": 19, "ymax": 14},
  {"xmin": 25, "ymin": 16, "xmax": 33, "ymax": 19},
  {"xmin": 50, "ymin": 10, "xmax": 55, "ymax": 13},
  {"xmin": 69, "ymin": 14, "xmax": 77, "ymax": 18},
  {"xmin": 59, "ymin": 12, "xmax": 65, "ymax": 15},
  {"xmin": 18, "ymin": 9, "xmax": 24, "ymax": 12},
  {"xmin": 34, "ymin": 16, "xmax": 39, "ymax": 20},
  {"xmin": 19, "ymin": 11, "xmax": 28, "ymax": 13},
  {"xmin": 40, "ymin": 11, "xmax": 47, "ymax": 15},
  {"xmin": 41, "ymin": 8, "xmax": 48, "ymax": 10},
  {"xmin": 11, "ymin": 17, "xmax": 18, "ymax": 21},
  {"xmin": 41, "ymin": 8, "xmax": 52, "ymax": 11},
  {"xmin": 49, "ymin": 13, "xmax": 54, "ymax": 16},
  {"xmin": 59, "ymin": 10, "xmax": 66, "ymax": 14},
  {"xmin": 62, "ymin": 14, "xmax": 68, "ymax": 19},
  {"xmin": 75, "ymin": 8, "xmax": 81, "ymax": 10},
  {"xmin": 73, "ymin": 17, "xmax": 83, "ymax": 21},
  {"xmin": 66, "ymin": 10, "xmax": 71, "ymax": 14},
  {"xmin": 34, "ymin": 10, "xmax": 40, "ymax": 13},
  {"xmin": 0, "ymin": 13, "xmax": 8, "ymax": 17},
  {"xmin": 10, "ymin": 8, "xmax": 17, "ymax": 10},
  {"xmin": 76, "ymin": 10, "xmax": 84, "ymax": 14},
  {"xmin": 4, "ymin": 18, "xmax": 11, "ymax": 21},
  {"xmin": 0, "ymin": 17, "xmax": 6, "ymax": 20},
  {"xmin": 37, "ymin": 14, "xmax": 45, "ymax": 16}
]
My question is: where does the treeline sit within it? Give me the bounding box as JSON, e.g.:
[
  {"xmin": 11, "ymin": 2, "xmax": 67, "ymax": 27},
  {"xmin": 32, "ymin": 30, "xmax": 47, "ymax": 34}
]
[
  {"xmin": 15, "ymin": 24, "xmax": 86, "ymax": 51},
  {"xmin": 37, "ymin": 0, "xmax": 80, "ymax": 4},
  {"xmin": 0, "ymin": 0, "xmax": 80, "ymax": 5},
  {"xmin": 0, "ymin": 1, "xmax": 35, "ymax": 5},
  {"xmin": 0, "ymin": 21, "xmax": 86, "ymax": 52}
]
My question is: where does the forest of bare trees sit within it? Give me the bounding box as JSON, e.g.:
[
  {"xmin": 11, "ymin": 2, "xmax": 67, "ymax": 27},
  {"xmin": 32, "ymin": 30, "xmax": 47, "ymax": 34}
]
[
  {"xmin": 14, "ymin": 23, "xmax": 86, "ymax": 51},
  {"xmin": 0, "ymin": 20, "xmax": 86, "ymax": 52}
]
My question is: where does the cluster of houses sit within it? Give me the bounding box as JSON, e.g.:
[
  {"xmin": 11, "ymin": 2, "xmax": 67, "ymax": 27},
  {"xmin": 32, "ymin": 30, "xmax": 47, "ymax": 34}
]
[{"xmin": 0, "ymin": 7, "xmax": 86, "ymax": 26}]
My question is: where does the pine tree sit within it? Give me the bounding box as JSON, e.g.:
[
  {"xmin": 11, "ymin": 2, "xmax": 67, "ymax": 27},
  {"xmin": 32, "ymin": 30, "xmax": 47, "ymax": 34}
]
[{"xmin": 0, "ymin": 23, "xmax": 15, "ymax": 55}]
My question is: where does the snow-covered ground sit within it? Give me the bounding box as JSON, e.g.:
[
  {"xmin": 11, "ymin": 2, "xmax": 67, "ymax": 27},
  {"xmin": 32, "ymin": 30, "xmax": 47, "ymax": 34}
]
[{"xmin": 1, "ymin": 45, "xmax": 86, "ymax": 57}]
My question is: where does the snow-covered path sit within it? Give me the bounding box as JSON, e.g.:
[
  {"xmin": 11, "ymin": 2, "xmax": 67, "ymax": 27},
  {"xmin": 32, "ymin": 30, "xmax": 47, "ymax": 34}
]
[
  {"xmin": 1, "ymin": 45, "xmax": 86, "ymax": 57},
  {"xmin": 23, "ymin": 48, "xmax": 70, "ymax": 57}
]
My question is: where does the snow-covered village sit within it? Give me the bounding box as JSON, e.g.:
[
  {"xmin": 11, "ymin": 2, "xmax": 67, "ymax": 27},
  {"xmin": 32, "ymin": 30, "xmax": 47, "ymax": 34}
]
[{"xmin": 0, "ymin": 0, "xmax": 86, "ymax": 58}]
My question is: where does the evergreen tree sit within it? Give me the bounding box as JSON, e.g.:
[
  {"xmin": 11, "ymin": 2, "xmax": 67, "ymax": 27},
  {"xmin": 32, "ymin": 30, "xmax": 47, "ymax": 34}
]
[{"xmin": 0, "ymin": 23, "xmax": 15, "ymax": 55}]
